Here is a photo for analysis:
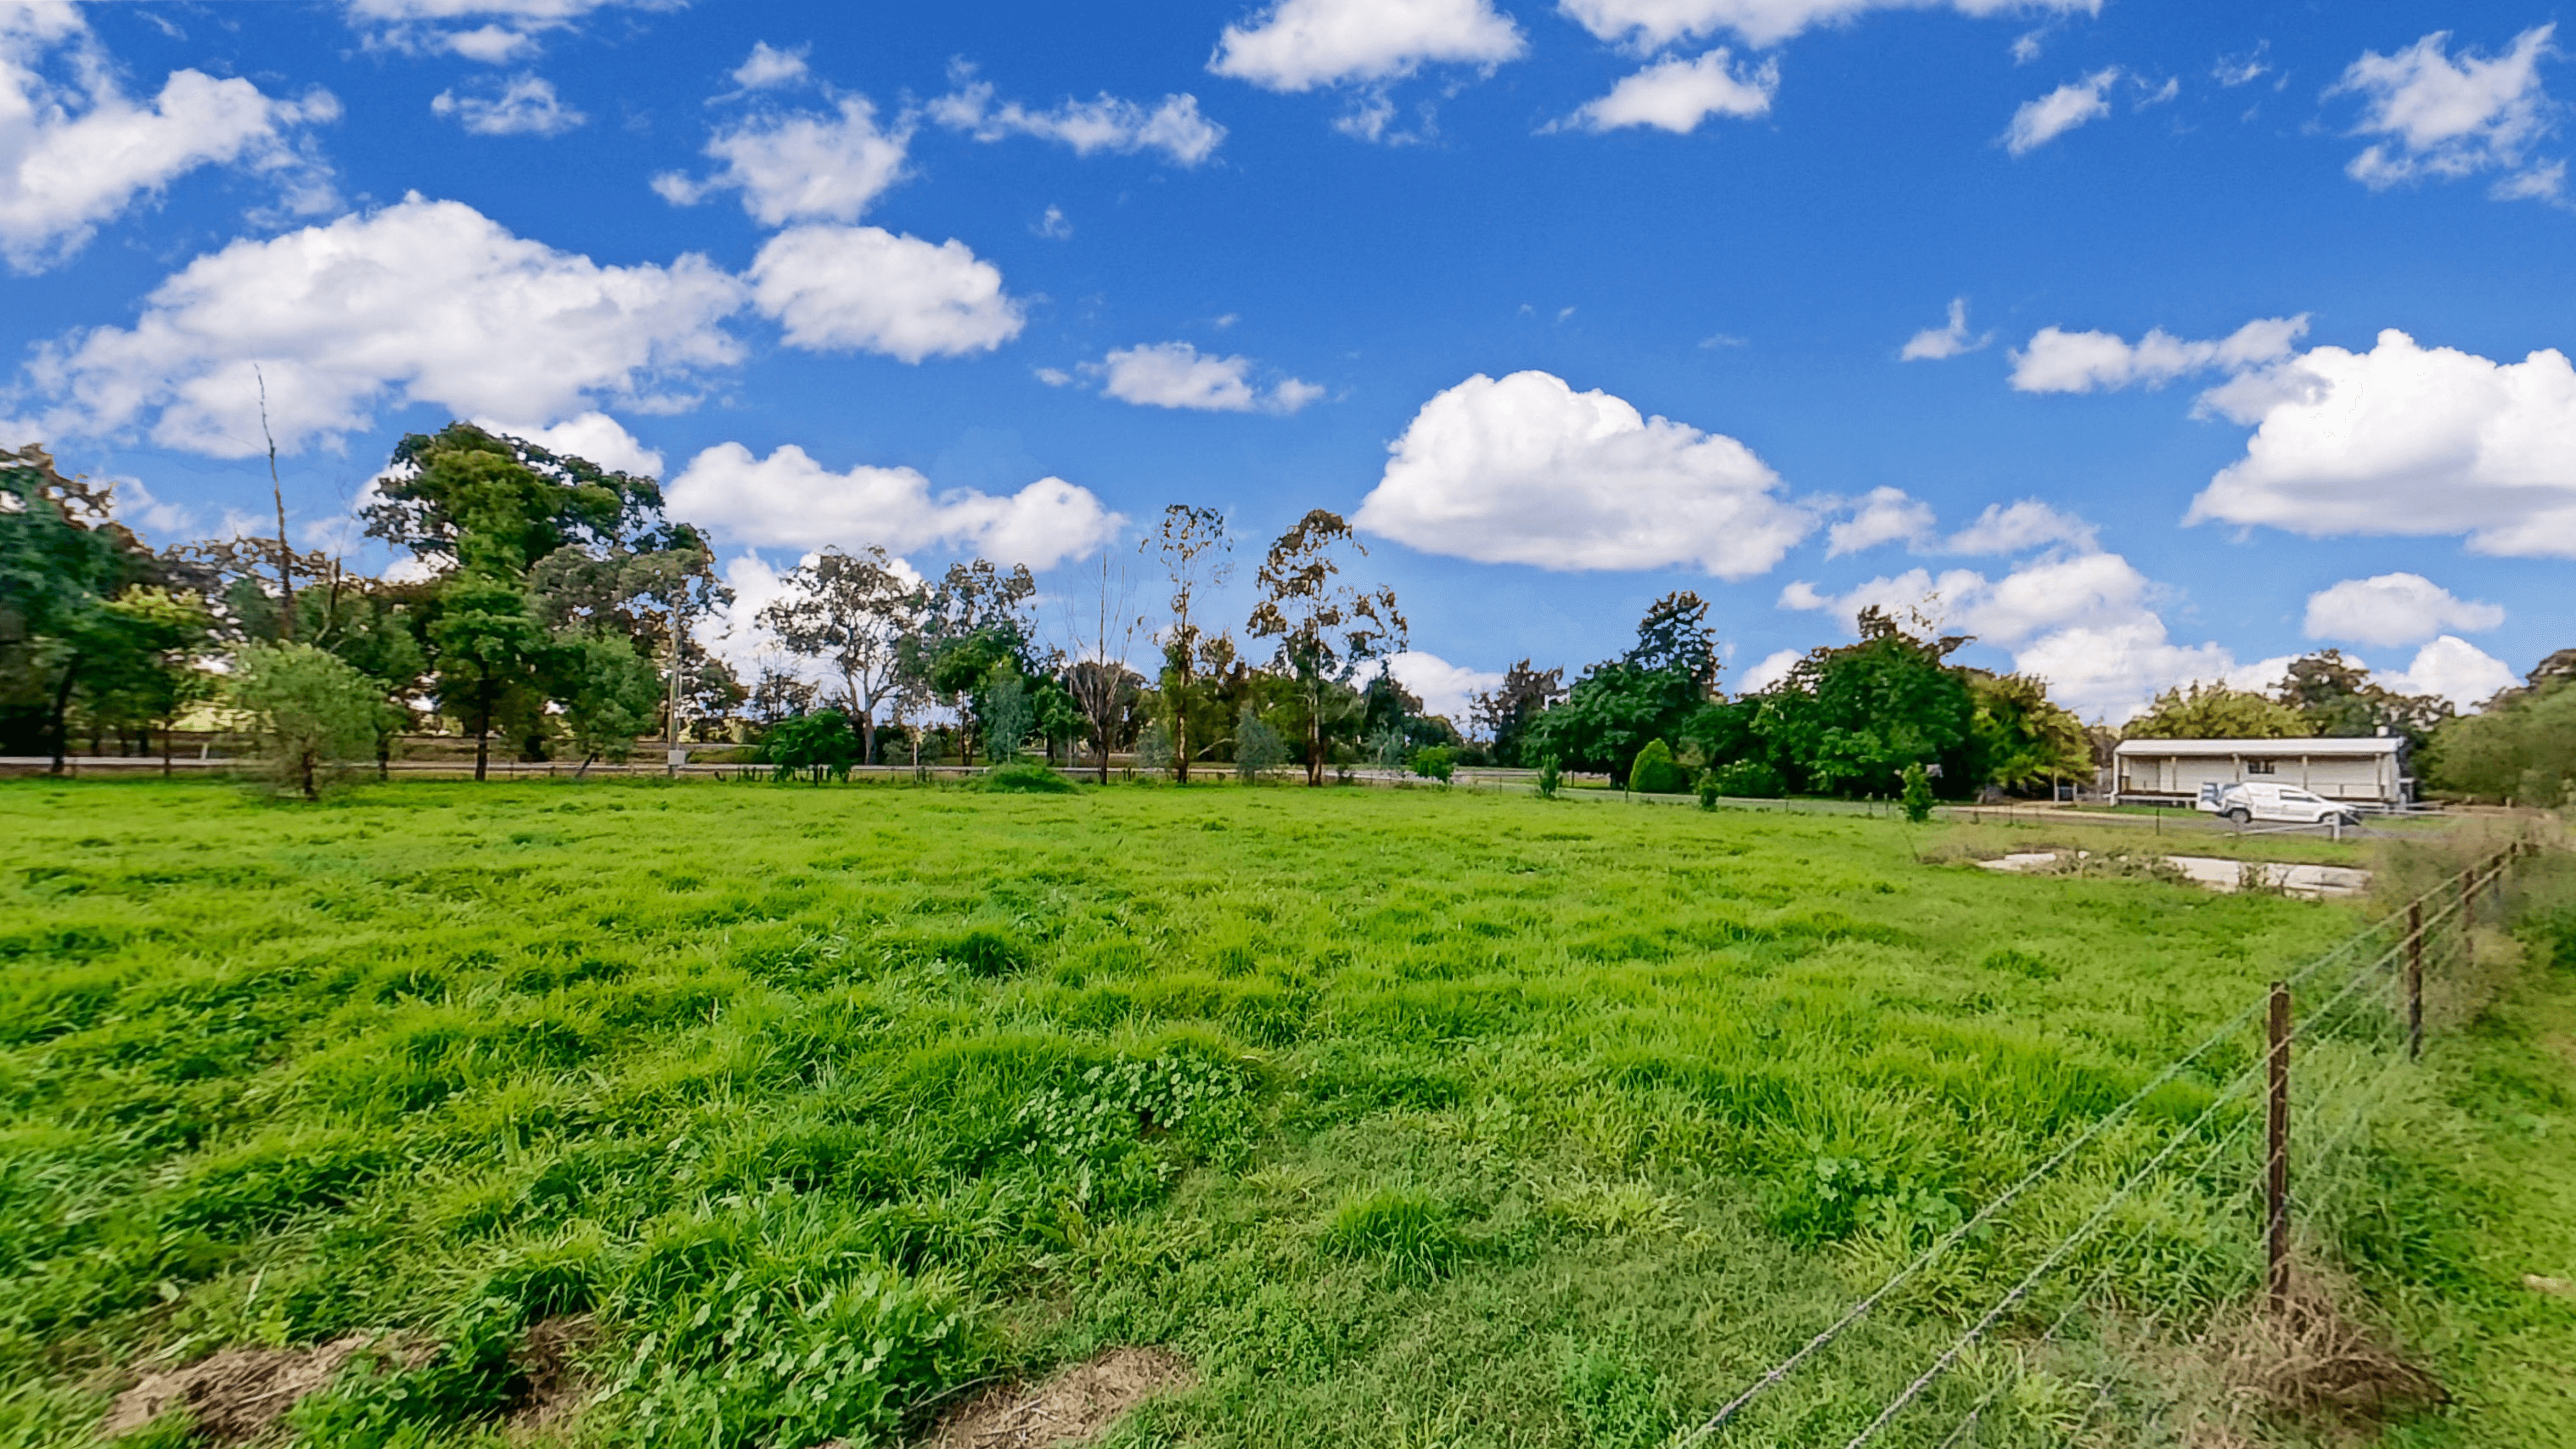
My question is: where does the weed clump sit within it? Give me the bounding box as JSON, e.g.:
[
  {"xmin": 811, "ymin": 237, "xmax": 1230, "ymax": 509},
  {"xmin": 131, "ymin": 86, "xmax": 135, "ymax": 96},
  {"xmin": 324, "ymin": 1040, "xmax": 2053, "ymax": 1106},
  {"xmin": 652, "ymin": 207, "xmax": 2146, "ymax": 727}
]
[
  {"xmin": 1323, "ymin": 1186, "xmax": 1470, "ymax": 1283},
  {"xmin": 982, "ymin": 761, "xmax": 1076, "ymax": 793}
]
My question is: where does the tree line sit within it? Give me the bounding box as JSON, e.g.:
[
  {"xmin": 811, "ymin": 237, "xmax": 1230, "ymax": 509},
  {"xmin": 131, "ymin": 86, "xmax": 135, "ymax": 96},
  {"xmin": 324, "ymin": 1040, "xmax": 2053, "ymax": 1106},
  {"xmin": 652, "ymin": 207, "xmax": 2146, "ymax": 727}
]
[{"xmin": 3, "ymin": 424, "xmax": 2565, "ymax": 804}]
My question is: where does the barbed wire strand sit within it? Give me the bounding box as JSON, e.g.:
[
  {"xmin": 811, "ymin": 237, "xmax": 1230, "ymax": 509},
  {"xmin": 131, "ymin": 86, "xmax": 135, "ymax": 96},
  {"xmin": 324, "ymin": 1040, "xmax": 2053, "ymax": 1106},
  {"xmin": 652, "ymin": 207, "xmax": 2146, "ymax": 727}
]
[{"xmin": 1673, "ymin": 852, "xmax": 2506, "ymax": 1449}]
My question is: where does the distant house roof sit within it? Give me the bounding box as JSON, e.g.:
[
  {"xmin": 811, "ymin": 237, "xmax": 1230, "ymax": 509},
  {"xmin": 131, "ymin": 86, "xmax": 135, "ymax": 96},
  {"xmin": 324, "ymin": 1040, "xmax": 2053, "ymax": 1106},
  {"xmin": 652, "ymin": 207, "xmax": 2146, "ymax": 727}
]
[{"xmin": 2112, "ymin": 737, "xmax": 2402, "ymax": 759}]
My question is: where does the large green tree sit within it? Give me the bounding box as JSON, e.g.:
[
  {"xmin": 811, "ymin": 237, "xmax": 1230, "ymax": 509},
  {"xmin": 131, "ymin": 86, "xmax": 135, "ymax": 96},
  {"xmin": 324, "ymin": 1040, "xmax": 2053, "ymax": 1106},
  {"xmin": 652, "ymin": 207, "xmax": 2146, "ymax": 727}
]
[
  {"xmin": 1521, "ymin": 592, "xmax": 1719, "ymax": 781},
  {"xmin": 2423, "ymin": 651, "xmax": 2576, "ymax": 806},
  {"xmin": 2270, "ymin": 649, "xmax": 2451, "ymax": 746},
  {"xmin": 2125, "ymin": 682, "xmax": 2311, "ymax": 739},
  {"xmin": 1966, "ymin": 671, "xmax": 2093, "ymax": 795},
  {"xmin": 0, "ymin": 446, "xmax": 163, "ymax": 772},
  {"xmin": 1246, "ymin": 510, "xmax": 1406, "ymax": 785},
  {"xmin": 1751, "ymin": 608, "xmax": 1977, "ymax": 797}
]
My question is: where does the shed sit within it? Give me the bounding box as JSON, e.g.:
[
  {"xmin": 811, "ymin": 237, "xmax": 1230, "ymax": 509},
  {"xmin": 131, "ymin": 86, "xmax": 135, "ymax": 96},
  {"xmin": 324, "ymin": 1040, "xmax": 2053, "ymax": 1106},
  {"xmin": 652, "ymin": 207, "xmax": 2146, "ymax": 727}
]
[{"xmin": 2108, "ymin": 737, "xmax": 2410, "ymax": 809}]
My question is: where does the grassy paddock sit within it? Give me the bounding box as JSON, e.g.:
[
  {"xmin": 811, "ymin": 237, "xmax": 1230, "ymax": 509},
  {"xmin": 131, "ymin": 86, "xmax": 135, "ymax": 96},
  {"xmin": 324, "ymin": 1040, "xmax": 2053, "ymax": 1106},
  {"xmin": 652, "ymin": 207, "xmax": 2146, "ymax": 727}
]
[{"xmin": 0, "ymin": 778, "xmax": 2567, "ymax": 1447}]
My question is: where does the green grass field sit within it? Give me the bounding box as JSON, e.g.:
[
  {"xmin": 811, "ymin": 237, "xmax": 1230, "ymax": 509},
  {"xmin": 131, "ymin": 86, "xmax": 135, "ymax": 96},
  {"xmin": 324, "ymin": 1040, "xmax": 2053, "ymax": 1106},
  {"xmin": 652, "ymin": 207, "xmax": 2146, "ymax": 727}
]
[{"xmin": 1, "ymin": 780, "xmax": 2568, "ymax": 1448}]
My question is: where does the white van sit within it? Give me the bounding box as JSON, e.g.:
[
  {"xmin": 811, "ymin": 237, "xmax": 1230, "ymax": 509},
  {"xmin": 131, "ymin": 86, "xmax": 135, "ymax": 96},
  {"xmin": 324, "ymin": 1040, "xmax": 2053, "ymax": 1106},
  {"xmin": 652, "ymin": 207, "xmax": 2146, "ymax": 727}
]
[{"xmin": 2196, "ymin": 781, "xmax": 2360, "ymax": 828}]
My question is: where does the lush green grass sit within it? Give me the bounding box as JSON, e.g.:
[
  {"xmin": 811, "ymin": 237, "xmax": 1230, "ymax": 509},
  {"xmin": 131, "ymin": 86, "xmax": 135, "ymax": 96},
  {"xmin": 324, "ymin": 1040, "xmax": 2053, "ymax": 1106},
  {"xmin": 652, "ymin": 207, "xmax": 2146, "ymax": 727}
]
[{"xmin": 0, "ymin": 779, "xmax": 2565, "ymax": 1448}]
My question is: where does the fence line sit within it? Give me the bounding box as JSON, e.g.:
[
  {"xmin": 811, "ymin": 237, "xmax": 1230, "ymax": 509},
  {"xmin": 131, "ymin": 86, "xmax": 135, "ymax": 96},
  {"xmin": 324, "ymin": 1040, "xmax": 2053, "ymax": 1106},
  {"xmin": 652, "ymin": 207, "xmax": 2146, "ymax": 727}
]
[{"xmin": 1678, "ymin": 840, "xmax": 2530, "ymax": 1447}]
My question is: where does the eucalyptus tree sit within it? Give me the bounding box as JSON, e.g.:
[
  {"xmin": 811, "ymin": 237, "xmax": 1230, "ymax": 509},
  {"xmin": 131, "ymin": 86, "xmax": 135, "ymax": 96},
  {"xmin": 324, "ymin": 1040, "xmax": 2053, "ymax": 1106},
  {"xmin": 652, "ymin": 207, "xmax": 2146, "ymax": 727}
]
[
  {"xmin": 1145, "ymin": 505, "xmax": 1230, "ymax": 783},
  {"xmin": 756, "ymin": 545, "xmax": 920, "ymax": 765},
  {"xmin": 1059, "ymin": 549, "xmax": 1145, "ymax": 782},
  {"xmin": 1246, "ymin": 508, "xmax": 1406, "ymax": 785}
]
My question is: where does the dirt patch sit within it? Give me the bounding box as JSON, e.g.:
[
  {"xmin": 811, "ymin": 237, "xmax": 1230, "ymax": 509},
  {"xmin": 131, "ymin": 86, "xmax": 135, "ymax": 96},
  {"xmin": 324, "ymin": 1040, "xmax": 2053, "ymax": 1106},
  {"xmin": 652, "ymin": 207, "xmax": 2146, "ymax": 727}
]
[
  {"xmin": 104, "ymin": 1334, "xmax": 381, "ymax": 1442},
  {"xmin": 503, "ymin": 1316, "xmax": 602, "ymax": 1440},
  {"xmin": 917, "ymin": 1347, "xmax": 1194, "ymax": 1448},
  {"xmin": 2215, "ymin": 1281, "xmax": 2445, "ymax": 1426}
]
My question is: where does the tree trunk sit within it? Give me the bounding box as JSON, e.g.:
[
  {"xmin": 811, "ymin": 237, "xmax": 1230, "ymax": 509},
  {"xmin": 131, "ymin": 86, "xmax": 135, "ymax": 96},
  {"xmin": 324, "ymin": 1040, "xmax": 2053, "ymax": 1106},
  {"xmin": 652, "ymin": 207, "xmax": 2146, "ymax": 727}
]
[
  {"xmin": 861, "ymin": 711, "xmax": 877, "ymax": 768},
  {"xmin": 300, "ymin": 746, "xmax": 319, "ymax": 801},
  {"xmin": 1307, "ymin": 679, "xmax": 1325, "ymax": 786},
  {"xmin": 161, "ymin": 724, "xmax": 173, "ymax": 778},
  {"xmin": 475, "ymin": 729, "xmax": 489, "ymax": 782},
  {"xmin": 576, "ymin": 752, "xmax": 596, "ymax": 780},
  {"xmin": 47, "ymin": 658, "xmax": 78, "ymax": 776},
  {"xmin": 1174, "ymin": 677, "xmax": 1190, "ymax": 785}
]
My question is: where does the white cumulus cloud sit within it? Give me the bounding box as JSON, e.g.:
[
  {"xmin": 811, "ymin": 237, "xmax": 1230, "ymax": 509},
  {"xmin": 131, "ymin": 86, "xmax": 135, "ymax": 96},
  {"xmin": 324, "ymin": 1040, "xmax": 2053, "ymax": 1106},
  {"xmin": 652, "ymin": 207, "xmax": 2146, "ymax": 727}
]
[
  {"xmin": 654, "ymin": 95, "xmax": 909, "ymax": 226},
  {"xmin": 469, "ymin": 411, "xmax": 664, "ymax": 478},
  {"xmin": 2376, "ymin": 636, "xmax": 2520, "ymax": 707},
  {"xmin": 340, "ymin": 0, "xmax": 636, "ymax": 61},
  {"xmin": 2008, "ymin": 315, "xmax": 2309, "ymax": 392},
  {"xmin": 929, "ymin": 75, "xmax": 1226, "ymax": 166},
  {"xmin": 1558, "ymin": 48, "xmax": 1777, "ymax": 133},
  {"xmin": 0, "ymin": 7, "xmax": 340, "ymax": 272},
  {"xmin": 1944, "ymin": 498, "xmax": 2097, "ymax": 553},
  {"xmin": 2185, "ymin": 329, "xmax": 2576, "ymax": 559},
  {"xmin": 2303, "ymin": 572, "xmax": 2505, "ymax": 648},
  {"xmin": 1209, "ymin": 0, "xmax": 1525, "ymax": 92},
  {"xmin": 731, "ymin": 42, "xmax": 809, "ymax": 91},
  {"xmin": 1386, "ymin": 650, "xmax": 1504, "ymax": 722},
  {"xmin": 430, "ymin": 73, "xmax": 585, "ymax": 136},
  {"xmin": 1826, "ymin": 486, "xmax": 1935, "ymax": 555},
  {"xmin": 1073, "ymin": 341, "xmax": 1320, "ymax": 413},
  {"xmin": 2332, "ymin": 25, "xmax": 2561, "ymax": 199},
  {"xmin": 2005, "ymin": 67, "xmax": 2117, "ymax": 154},
  {"xmin": 1900, "ymin": 296, "xmax": 1990, "ymax": 360},
  {"xmin": 665, "ymin": 441, "xmax": 1122, "ymax": 570},
  {"xmin": 747, "ymin": 224, "xmax": 1023, "ymax": 362},
  {"xmin": 1558, "ymin": 0, "xmax": 2100, "ymax": 51},
  {"xmin": 1353, "ymin": 369, "xmax": 1813, "ymax": 577},
  {"xmin": 20, "ymin": 194, "xmax": 743, "ymax": 458}
]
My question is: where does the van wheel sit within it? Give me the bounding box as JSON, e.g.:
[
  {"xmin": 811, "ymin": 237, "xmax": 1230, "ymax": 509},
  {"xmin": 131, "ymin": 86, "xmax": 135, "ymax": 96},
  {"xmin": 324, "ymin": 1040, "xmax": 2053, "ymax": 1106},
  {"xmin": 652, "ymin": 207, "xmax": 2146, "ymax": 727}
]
[{"xmin": 2224, "ymin": 807, "xmax": 2250, "ymax": 824}]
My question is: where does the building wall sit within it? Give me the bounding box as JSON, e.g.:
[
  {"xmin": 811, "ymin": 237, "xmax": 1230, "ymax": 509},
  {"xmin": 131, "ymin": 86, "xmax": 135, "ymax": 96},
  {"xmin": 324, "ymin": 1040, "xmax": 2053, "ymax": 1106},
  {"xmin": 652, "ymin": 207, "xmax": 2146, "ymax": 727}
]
[{"xmin": 2112, "ymin": 749, "xmax": 2402, "ymax": 804}]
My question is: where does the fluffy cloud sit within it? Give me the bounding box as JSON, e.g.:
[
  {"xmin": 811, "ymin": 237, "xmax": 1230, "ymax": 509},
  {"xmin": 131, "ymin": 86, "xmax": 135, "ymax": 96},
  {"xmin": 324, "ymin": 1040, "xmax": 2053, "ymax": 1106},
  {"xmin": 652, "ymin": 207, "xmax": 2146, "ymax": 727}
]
[
  {"xmin": 1825, "ymin": 486, "xmax": 1934, "ymax": 555},
  {"xmin": 654, "ymin": 96, "xmax": 909, "ymax": 226},
  {"xmin": 1559, "ymin": 0, "xmax": 2099, "ymax": 50},
  {"xmin": 929, "ymin": 76, "xmax": 1225, "ymax": 166},
  {"xmin": 1065, "ymin": 341, "xmax": 1321, "ymax": 413},
  {"xmin": 665, "ymin": 441, "xmax": 1121, "ymax": 569},
  {"xmin": 1208, "ymin": 0, "xmax": 1525, "ymax": 92},
  {"xmin": 1558, "ymin": 48, "xmax": 1777, "ymax": 133},
  {"xmin": 1, "ymin": 7, "xmax": 340, "ymax": 272},
  {"xmin": 1780, "ymin": 547, "xmax": 2235, "ymax": 720},
  {"xmin": 2008, "ymin": 315, "xmax": 2308, "ymax": 392},
  {"xmin": 1944, "ymin": 498, "xmax": 2096, "ymax": 553},
  {"xmin": 1899, "ymin": 297, "xmax": 1989, "ymax": 361},
  {"xmin": 731, "ymin": 42, "xmax": 808, "ymax": 91},
  {"xmin": 2332, "ymin": 25, "xmax": 2560, "ymax": 199},
  {"xmin": 340, "ymin": 0, "xmax": 635, "ymax": 61},
  {"xmin": 2185, "ymin": 329, "xmax": 2576, "ymax": 558},
  {"xmin": 2303, "ymin": 572, "xmax": 2505, "ymax": 649},
  {"xmin": 430, "ymin": 74, "xmax": 585, "ymax": 135},
  {"xmin": 746, "ymin": 224, "xmax": 1023, "ymax": 362},
  {"xmin": 1739, "ymin": 647, "xmax": 1804, "ymax": 694},
  {"xmin": 469, "ymin": 411, "xmax": 664, "ymax": 477},
  {"xmin": 1385, "ymin": 650, "xmax": 1503, "ymax": 722},
  {"xmin": 1353, "ymin": 370, "xmax": 1812, "ymax": 577},
  {"xmin": 2376, "ymin": 636, "xmax": 2520, "ymax": 706},
  {"xmin": 22, "ymin": 194, "xmax": 743, "ymax": 456},
  {"xmin": 2004, "ymin": 67, "xmax": 2115, "ymax": 154}
]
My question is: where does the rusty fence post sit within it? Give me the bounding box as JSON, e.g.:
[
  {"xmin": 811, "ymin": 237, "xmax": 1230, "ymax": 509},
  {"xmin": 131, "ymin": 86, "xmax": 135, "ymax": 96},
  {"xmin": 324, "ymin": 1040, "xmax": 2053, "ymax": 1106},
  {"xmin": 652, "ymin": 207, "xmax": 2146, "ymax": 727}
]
[
  {"xmin": 2266, "ymin": 980, "xmax": 2292, "ymax": 1317},
  {"xmin": 2405, "ymin": 902, "xmax": 2424, "ymax": 1060}
]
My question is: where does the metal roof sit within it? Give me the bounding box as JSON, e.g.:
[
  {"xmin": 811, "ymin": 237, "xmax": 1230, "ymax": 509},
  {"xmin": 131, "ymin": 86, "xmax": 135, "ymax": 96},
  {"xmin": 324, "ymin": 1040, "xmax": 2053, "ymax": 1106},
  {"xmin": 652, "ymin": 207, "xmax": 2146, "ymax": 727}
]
[{"xmin": 2112, "ymin": 736, "xmax": 2403, "ymax": 758}]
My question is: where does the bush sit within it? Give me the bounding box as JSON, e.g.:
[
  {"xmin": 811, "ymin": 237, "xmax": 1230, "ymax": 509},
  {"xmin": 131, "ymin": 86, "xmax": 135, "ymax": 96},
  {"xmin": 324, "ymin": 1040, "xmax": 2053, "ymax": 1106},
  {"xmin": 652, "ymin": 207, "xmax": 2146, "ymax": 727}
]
[
  {"xmin": 1696, "ymin": 768, "xmax": 1719, "ymax": 810},
  {"xmin": 1536, "ymin": 755, "xmax": 1561, "ymax": 800},
  {"xmin": 1627, "ymin": 739, "xmax": 1685, "ymax": 794},
  {"xmin": 982, "ymin": 761, "xmax": 1075, "ymax": 794},
  {"xmin": 228, "ymin": 642, "xmax": 384, "ymax": 800},
  {"xmin": 1235, "ymin": 705, "xmax": 1289, "ymax": 783},
  {"xmin": 758, "ymin": 710, "xmax": 859, "ymax": 783},
  {"xmin": 1708, "ymin": 758, "xmax": 1784, "ymax": 799},
  {"xmin": 1408, "ymin": 745, "xmax": 1456, "ymax": 784},
  {"xmin": 1901, "ymin": 762, "xmax": 1934, "ymax": 823}
]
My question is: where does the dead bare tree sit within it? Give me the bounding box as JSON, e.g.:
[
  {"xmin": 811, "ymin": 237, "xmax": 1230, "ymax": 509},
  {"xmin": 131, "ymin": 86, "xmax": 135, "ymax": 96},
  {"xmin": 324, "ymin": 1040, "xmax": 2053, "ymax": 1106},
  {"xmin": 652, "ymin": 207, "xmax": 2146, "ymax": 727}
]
[{"xmin": 1059, "ymin": 551, "xmax": 1145, "ymax": 783}]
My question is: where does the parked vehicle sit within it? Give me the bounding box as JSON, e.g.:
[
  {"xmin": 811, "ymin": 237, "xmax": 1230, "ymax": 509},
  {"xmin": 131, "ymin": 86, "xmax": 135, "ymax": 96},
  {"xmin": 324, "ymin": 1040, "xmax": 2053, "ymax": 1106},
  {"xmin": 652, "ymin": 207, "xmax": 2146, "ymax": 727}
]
[{"xmin": 2195, "ymin": 781, "xmax": 2361, "ymax": 827}]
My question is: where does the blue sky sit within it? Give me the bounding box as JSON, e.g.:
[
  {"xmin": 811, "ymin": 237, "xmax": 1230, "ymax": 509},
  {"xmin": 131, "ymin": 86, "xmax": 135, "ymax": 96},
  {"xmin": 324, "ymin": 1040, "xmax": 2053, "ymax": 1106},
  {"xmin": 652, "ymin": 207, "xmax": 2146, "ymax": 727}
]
[{"xmin": 3, "ymin": 0, "xmax": 2570, "ymax": 722}]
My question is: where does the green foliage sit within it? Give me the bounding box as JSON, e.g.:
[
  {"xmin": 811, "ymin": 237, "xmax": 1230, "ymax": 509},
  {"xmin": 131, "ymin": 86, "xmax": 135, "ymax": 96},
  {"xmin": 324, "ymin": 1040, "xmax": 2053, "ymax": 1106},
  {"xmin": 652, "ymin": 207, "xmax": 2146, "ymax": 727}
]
[
  {"xmin": 1706, "ymin": 758, "xmax": 1783, "ymax": 798},
  {"xmin": 285, "ymin": 1303, "xmax": 524, "ymax": 1447},
  {"xmin": 1625, "ymin": 739, "xmax": 1685, "ymax": 794},
  {"xmin": 1535, "ymin": 754, "xmax": 1561, "ymax": 800},
  {"xmin": 982, "ymin": 761, "xmax": 1076, "ymax": 793},
  {"xmin": 1408, "ymin": 745, "xmax": 1456, "ymax": 783},
  {"xmin": 758, "ymin": 710, "xmax": 861, "ymax": 782},
  {"xmin": 228, "ymin": 642, "xmax": 385, "ymax": 799},
  {"xmin": 2425, "ymin": 661, "xmax": 2576, "ymax": 805},
  {"xmin": 1324, "ymin": 1187, "xmax": 1467, "ymax": 1283},
  {"xmin": 1753, "ymin": 616, "xmax": 1976, "ymax": 797},
  {"xmin": 2273, "ymin": 649, "xmax": 2452, "ymax": 746},
  {"xmin": 978, "ymin": 662, "xmax": 1034, "ymax": 764},
  {"xmin": 548, "ymin": 626, "xmax": 659, "ymax": 767},
  {"xmin": 1695, "ymin": 769, "xmax": 1719, "ymax": 810},
  {"xmin": 1900, "ymin": 762, "xmax": 1933, "ymax": 823},
  {"xmin": 1966, "ymin": 671, "xmax": 2090, "ymax": 793},
  {"xmin": 0, "ymin": 445, "xmax": 161, "ymax": 761},
  {"xmin": 1234, "ymin": 704, "xmax": 1290, "ymax": 783},
  {"xmin": 2124, "ymin": 682, "xmax": 2311, "ymax": 740}
]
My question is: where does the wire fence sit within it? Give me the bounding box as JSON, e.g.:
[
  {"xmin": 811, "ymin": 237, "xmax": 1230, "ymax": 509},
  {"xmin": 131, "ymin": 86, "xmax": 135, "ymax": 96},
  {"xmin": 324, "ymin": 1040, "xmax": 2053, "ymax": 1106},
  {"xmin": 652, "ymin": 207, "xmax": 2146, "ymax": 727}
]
[{"xmin": 1673, "ymin": 838, "xmax": 2538, "ymax": 1448}]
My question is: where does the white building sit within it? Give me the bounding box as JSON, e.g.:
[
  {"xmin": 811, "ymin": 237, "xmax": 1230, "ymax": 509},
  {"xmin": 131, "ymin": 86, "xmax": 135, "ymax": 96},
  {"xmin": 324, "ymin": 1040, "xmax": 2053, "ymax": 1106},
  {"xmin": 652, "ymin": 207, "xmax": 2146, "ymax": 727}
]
[{"xmin": 2109, "ymin": 737, "xmax": 2410, "ymax": 809}]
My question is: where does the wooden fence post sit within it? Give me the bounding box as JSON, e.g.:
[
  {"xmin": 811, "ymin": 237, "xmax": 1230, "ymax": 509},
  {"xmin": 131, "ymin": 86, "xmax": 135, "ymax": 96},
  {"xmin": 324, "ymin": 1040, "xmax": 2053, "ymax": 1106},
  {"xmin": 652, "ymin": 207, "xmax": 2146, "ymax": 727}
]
[
  {"xmin": 2266, "ymin": 980, "xmax": 2292, "ymax": 1317},
  {"xmin": 2405, "ymin": 902, "xmax": 2424, "ymax": 1060}
]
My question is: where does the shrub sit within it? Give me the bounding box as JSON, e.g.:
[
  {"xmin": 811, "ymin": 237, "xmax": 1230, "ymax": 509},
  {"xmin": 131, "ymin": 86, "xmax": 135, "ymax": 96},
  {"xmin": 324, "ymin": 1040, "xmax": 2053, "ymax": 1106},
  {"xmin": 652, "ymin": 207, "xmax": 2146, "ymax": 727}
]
[
  {"xmin": 758, "ymin": 710, "xmax": 859, "ymax": 783},
  {"xmin": 1536, "ymin": 755, "xmax": 1561, "ymax": 800},
  {"xmin": 1627, "ymin": 739, "xmax": 1685, "ymax": 794},
  {"xmin": 1235, "ymin": 705, "xmax": 1289, "ymax": 783},
  {"xmin": 982, "ymin": 761, "xmax": 1075, "ymax": 794},
  {"xmin": 1695, "ymin": 768, "xmax": 1719, "ymax": 810},
  {"xmin": 1707, "ymin": 758, "xmax": 1785, "ymax": 798},
  {"xmin": 228, "ymin": 642, "xmax": 384, "ymax": 800},
  {"xmin": 1408, "ymin": 745, "xmax": 1456, "ymax": 784},
  {"xmin": 1901, "ymin": 762, "xmax": 1934, "ymax": 823}
]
